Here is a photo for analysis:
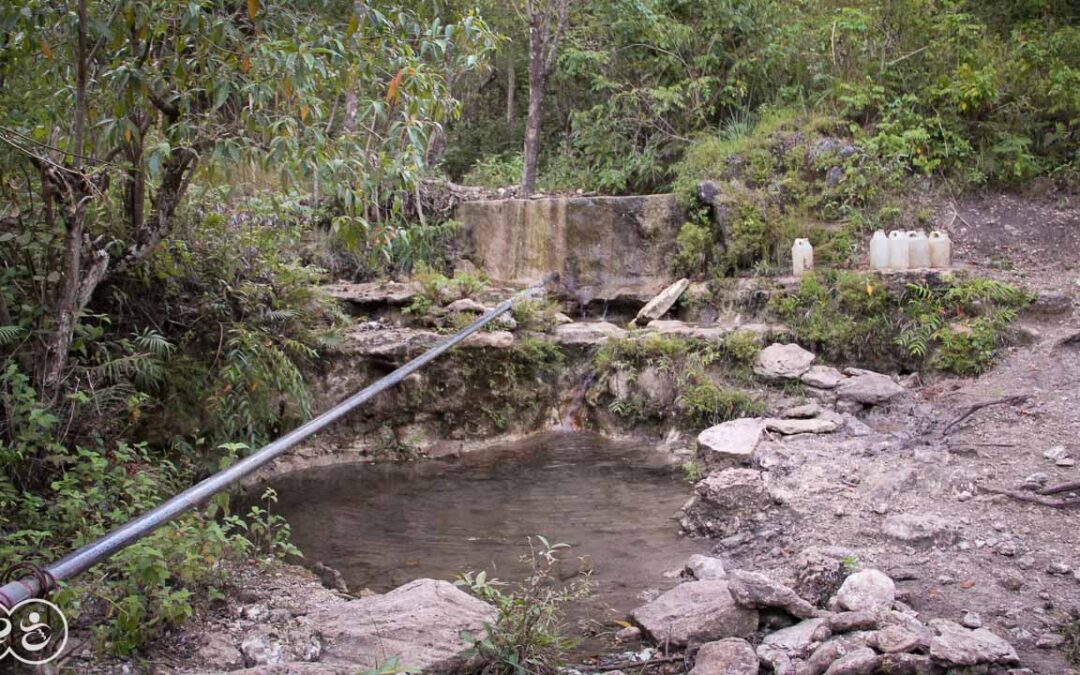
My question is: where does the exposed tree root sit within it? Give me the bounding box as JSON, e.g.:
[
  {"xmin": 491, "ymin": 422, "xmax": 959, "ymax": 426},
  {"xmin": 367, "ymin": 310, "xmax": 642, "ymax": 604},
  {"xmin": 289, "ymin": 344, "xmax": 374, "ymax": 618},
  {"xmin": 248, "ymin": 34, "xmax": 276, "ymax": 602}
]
[
  {"xmin": 942, "ymin": 395, "xmax": 1031, "ymax": 435},
  {"xmin": 981, "ymin": 485, "xmax": 1080, "ymax": 508}
]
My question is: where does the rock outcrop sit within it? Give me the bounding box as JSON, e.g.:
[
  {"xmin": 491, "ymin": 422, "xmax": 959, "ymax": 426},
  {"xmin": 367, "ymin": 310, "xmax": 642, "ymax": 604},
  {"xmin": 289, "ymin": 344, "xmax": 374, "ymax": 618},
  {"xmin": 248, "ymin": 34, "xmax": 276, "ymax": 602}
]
[{"xmin": 754, "ymin": 343, "xmax": 816, "ymax": 380}]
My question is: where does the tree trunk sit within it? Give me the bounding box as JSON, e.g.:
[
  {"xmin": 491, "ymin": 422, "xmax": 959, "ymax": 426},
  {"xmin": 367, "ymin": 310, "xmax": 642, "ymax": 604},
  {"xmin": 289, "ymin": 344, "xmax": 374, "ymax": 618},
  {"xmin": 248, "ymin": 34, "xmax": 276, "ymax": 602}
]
[{"xmin": 521, "ymin": 69, "xmax": 546, "ymax": 195}]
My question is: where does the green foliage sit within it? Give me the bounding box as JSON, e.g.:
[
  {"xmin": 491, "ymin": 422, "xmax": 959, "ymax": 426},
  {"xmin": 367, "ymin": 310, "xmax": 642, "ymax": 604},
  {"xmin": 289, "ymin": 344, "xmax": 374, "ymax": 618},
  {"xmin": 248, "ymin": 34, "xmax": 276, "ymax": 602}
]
[
  {"xmin": 675, "ymin": 375, "xmax": 765, "ymax": 427},
  {"xmin": 225, "ymin": 488, "xmax": 303, "ymax": 561},
  {"xmin": 771, "ymin": 271, "xmax": 1031, "ymax": 374},
  {"xmin": 456, "ymin": 536, "xmax": 588, "ymax": 674},
  {"xmin": 463, "ymin": 152, "xmax": 526, "ymax": 189}
]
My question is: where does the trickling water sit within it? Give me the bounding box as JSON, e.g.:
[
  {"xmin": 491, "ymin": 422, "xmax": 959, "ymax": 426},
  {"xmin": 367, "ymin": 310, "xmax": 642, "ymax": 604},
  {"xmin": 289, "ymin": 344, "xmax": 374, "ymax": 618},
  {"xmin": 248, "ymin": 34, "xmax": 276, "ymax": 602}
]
[
  {"xmin": 557, "ymin": 372, "xmax": 597, "ymax": 430},
  {"xmin": 267, "ymin": 432, "xmax": 705, "ymax": 631}
]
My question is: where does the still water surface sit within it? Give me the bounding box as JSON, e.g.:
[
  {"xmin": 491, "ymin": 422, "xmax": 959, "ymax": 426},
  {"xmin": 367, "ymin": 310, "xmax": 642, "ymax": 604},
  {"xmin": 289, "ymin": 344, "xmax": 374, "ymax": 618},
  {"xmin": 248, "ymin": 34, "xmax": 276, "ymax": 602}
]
[{"xmin": 269, "ymin": 432, "xmax": 706, "ymax": 627}]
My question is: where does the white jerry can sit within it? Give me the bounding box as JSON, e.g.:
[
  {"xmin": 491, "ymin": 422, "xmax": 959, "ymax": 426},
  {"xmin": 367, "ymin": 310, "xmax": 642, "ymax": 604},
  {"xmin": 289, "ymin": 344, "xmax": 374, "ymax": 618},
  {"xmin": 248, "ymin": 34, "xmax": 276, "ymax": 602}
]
[
  {"xmin": 888, "ymin": 230, "xmax": 909, "ymax": 270},
  {"xmin": 792, "ymin": 238, "xmax": 814, "ymax": 276},
  {"xmin": 869, "ymin": 230, "xmax": 889, "ymax": 271},
  {"xmin": 929, "ymin": 231, "xmax": 952, "ymax": 268},
  {"xmin": 908, "ymin": 230, "xmax": 931, "ymax": 269}
]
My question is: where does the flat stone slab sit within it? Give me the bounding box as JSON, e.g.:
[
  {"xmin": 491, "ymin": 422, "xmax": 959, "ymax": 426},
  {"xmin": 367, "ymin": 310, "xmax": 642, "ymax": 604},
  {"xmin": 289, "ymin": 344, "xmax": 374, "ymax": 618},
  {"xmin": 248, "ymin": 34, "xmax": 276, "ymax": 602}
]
[
  {"xmin": 631, "ymin": 580, "xmax": 758, "ymax": 647},
  {"xmin": 881, "ymin": 513, "xmax": 959, "ymax": 546},
  {"xmin": 344, "ymin": 327, "xmax": 514, "ymax": 359},
  {"xmin": 754, "ymin": 343, "xmax": 816, "ymax": 380},
  {"xmin": 635, "ymin": 278, "xmax": 689, "ymax": 325},
  {"xmin": 765, "ymin": 417, "xmax": 838, "ymax": 435},
  {"xmin": 836, "ymin": 371, "xmax": 904, "ymax": 405},
  {"xmin": 697, "ymin": 418, "xmax": 765, "ymax": 468},
  {"xmin": 312, "ymin": 578, "xmax": 496, "ymax": 673},
  {"xmin": 928, "ymin": 619, "xmax": 1019, "ymax": 666},
  {"xmin": 552, "ymin": 321, "xmax": 627, "ymax": 346},
  {"xmin": 639, "ymin": 320, "xmax": 779, "ymax": 340},
  {"xmin": 322, "ymin": 281, "xmax": 420, "ymax": 306},
  {"xmin": 800, "ymin": 365, "xmax": 846, "ymax": 389}
]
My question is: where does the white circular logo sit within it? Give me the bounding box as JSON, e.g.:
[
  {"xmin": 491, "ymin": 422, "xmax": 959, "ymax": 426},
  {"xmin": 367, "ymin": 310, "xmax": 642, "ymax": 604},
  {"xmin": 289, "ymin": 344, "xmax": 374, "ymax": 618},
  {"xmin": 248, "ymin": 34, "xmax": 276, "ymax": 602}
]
[{"xmin": 0, "ymin": 599, "xmax": 69, "ymax": 665}]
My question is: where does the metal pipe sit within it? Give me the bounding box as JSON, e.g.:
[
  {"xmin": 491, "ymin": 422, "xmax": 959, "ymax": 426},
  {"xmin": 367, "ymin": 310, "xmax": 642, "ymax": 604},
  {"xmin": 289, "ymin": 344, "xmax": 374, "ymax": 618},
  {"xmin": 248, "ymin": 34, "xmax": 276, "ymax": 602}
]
[{"xmin": 0, "ymin": 275, "xmax": 556, "ymax": 609}]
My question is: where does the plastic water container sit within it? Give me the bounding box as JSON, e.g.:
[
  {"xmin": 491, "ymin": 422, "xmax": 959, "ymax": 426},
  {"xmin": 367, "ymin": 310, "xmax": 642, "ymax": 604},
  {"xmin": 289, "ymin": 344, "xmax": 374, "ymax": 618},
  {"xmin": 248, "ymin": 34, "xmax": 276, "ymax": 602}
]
[
  {"xmin": 908, "ymin": 230, "xmax": 931, "ymax": 269},
  {"xmin": 869, "ymin": 230, "xmax": 889, "ymax": 271},
  {"xmin": 929, "ymin": 231, "xmax": 952, "ymax": 268},
  {"xmin": 792, "ymin": 238, "xmax": 814, "ymax": 276},
  {"xmin": 888, "ymin": 230, "xmax": 909, "ymax": 270}
]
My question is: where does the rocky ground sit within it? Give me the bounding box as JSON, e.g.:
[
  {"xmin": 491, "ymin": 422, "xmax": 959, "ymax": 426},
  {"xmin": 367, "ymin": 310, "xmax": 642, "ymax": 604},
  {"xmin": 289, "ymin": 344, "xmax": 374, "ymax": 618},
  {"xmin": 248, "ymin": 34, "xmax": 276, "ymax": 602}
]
[{"xmin": 57, "ymin": 192, "xmax": 1078, "ymax": 674}]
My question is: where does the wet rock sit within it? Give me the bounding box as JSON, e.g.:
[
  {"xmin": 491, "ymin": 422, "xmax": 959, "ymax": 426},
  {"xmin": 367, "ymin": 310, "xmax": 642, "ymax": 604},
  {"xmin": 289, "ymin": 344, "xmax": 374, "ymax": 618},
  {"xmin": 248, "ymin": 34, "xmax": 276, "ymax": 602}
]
[
  {"xmin": 240, "ymin": 632, "xmax": 284, "ymax": 667},
  {"xmin": 199, "ymin": 634, "xmax": 244, "ymax": 670},
  {"xmin": 881, "ymin": 513, "xmax": 959, "ymax": 546},
  {"xmin": 679, "ymin": 469, "xmax": 775, "ymax": 538},
  {"xmin": 784, "ymin": 403, "xmax": 824, "ymax": 418},
  {"xmin": 834, "ymin": 570, "xmax": 895, "ymax": 612},
  {"xmin": 697, "ymin": 418, "xmax": 765, "ymax": 468},
  {"xmin": 686, "ymin": 554, "xmax": 728, "ymax": 580},
  {"xmin": 630, "ymin": 580, "xmax": 758, "ymax": 647},
  {"xmin": 552, "ymin": 321, "xmax": 627, "ymax": 346},
  {"xmin": 445, "ymin": 298, "xmax": 487, "ymax": 313},
  {"xmin": 312, "ymin": 578, "xmax": 496, "ymax": 673},
  {"xmin": 928, "ymin": 619, "xmax": 1019, "ymax": 666},
  {"xmin": 766, "ymin": 417, "xmax": 839, "ymax": 435},
  {"xmin": 836, "ymin": 372, "xmax": 904, "ymax": 405},
  {"xmin": 635, "ymin": 278, "xmax": 690, "ymax": 326},
  {"xmin": 755, "ymin": 343, "xmax": 816, "ymax": 380},
  {"xmin": 690, "ymin": 638, "xmax": 759, "ymax": 675},
  {"xmin": 728, "ymin": 570, "xmax": 823, "ymax": 619},
  {"xmin": 792, "ymin": 549, "xmax": 849, "ymax": 609},
  {"xmin": 801, "ymin": 366, "xmax": 847, "ymax": 389},
  {"xmin": 824, "ymin": 646, "xmax": 879, "ymax": 675}
]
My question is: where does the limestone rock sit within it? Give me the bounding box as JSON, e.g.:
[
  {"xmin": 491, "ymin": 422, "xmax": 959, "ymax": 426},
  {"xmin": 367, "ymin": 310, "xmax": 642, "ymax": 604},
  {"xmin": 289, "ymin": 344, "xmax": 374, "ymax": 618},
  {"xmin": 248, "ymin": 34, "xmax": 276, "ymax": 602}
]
[
  {"xmin": 784, "ymin": 403, "xmax": 823, "ymax": 419},
  {"xmin": 322, "ymin": 280, "xmax": 420, "ymax": 306},
  {"xmin": 835, "ymin": 372, "xmax": 904, "ymax": 405},
  {"xmin": 793, "ymin": 548, "xmax": 848, "ymax": 607},
  {"xmin": 445, "ymin": 298, "xmax": 487, "ymax": 313},
  {"xmin": 637, "ymin": 366, "xmax": 676, "ymax": 408},
  {"xmin": 697, "ymin": 418, "xmax": 765, "ymax": 468},
  {"xmin": 762, "ymin": 617, "xmax": 830, "ymax": 657},
  {"xmin": 679, "ymin": 469, "xmax": 774, "ymax": 538},
  {"xmin": 928, "ymin": 619, "xmax": 1019, "ymax": 666},
  {"xmin": 869, "ymin": 624, "xmax": 926, "ymax": 654},
  {"xmin": 690, "ymin": 638, "xmax": 759, "ymax": 675},
  {"xmin": 199, "ymin": 634, "xmax": 244, "ymax": 670},
  {"xmin": 630, "ymin": 580, "xmax": 758, "ymax": 647},
  {"xmin": 881, "ymin": 513, "xmax": 959, "ymax": 546},
  {"xmin": 552, "ymin": 321, "xmax": 627, "ymax": 346},
  {"xmin": 727, "ymin": 570, "xmax": 823, "ymax": 619},
  {"xmin": 834, "ymin": 570, "xmax": 895, "ymax": 612},
  {"xmin": 462, "ymin": 331, "xmax": 514, "ymax": 349},
  {"xmin": 876, "ymin": 653, "xmax": 937, "ymax": 674},
  {"xmin": 755, "ymin": 343, "xmax": 816, "ymax": 380},
  {"xmin": 635, "ymin": 278, "xmax": 690, "ymax": 325},
  {"xmin": 765, "ymin": 417, "xmax": 839, "ymax": 435},
  {"xmin": 801, "ymin": 365, "xmax": 847, "ymax": 389},
  {"xmin": 312, "ymin": 578, "xmax": 496, "ymax": 673},
  {"xmin": 686, "ymin": 554, "xmax": 728, "ymax": 581},
  {"xmin": 240, "ymin": 633, "xmax": 284, "ymax": 667},
  {"xmin": 823, "ymin": 646, "xmax": 879, "ymax": 675},
  {"xmin": 827, "ymin": 612, "xmax": 879, "ymax": 634}
]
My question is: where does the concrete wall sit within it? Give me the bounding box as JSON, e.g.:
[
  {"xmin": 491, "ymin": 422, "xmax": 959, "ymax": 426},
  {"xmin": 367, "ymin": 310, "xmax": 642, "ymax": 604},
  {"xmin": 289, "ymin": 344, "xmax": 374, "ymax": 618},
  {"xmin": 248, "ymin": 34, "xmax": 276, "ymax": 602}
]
[{"xmin": 456, "ymin": 194, "xmax": 685, "ymax": 304}]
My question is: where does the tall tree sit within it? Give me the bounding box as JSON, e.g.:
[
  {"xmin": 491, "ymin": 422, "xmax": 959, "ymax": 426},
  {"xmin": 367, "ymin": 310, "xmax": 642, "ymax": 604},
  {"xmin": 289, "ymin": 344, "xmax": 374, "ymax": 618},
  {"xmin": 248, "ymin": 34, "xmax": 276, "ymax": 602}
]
[{"xmin": 519, "ymin": 0, "xmax": 569, "ymax": 195}]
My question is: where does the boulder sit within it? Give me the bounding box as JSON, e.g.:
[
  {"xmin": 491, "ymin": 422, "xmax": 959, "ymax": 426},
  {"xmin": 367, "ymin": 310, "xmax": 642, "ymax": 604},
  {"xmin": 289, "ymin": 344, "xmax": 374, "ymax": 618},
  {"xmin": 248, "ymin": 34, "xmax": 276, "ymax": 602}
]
[
  {"xmin": 823, "ymin": 646, "xmax": 879, "ymax": 675},
  {"xmin": 635, "ymin": 278, "xmax": 690, "ymax": 325},
  {"xmin": 686, "ymin": 554, "xmax": 728, "ymax": 581},
  {"xmin": 697, "ymin": 418, "xmax": 766, "ymax": 468},
  {"xmin": 552, "ymin": 321, "xmax": 627, "ymax": 346},
  {"xmin": 835, "ymin": 372, "xmax": 903, "ymax": 405},
  {"xmin": 679, "ymin": 469, "xmax": 775, "ymax": 538},
  {"xmin": 727, "ymin": 570, "xmax": 823, "ymax": 619},
  {"xmin": 762, "ymin": 617, "xmax": 830, "ymax": 656},
  {"xmin": 827, "ymin": 612, "xmax": 879, "ymax": 634},
  {"xmin": 312, "ymin": 578, "xmax": 496, "ymax": 673},
  {"xmin": 793, "ymin": 548, "xmax": 848, "ymax": 607},
  {"xmin": 783, "ymin": 403, "xmax": 823, "ymax": 419},
  {"xmin": 765, "ymin": 417, "xmax": 839, "ymax": 435},
  {"xmin": 927, "ymin": 619, "xmax": 1019, "ymax": 666},
  {"xmin": 630, "ymin": 580, "xmax": 758, "ymax": 647},
  {"xmin": 801, "ymin": 366, "xmax": 847, "ymax": 389},
  {"xmin": 869, "ymin": 624, "xmax": 925, "ymax": 654},
  {"xmin": 445, "ymin": 298, "xmax": 487, "ymax": 313},
  {"xmin": 690, "ymin": 638, "xmax": 759, "ymax": 675},
  {"xmin": 637, "ymin": 366, "xmax": 676, "ymax": 408},
  {"xmin": 833, "ymin": 570, "xmax": 895, "ymax": 612},
  {"xmin": 881, "ymin": 513, "xmax": 959, "ymax": 546},
  {"xmin": 754, "ymin": 343, "xmax": 816, "ymax": 380}
]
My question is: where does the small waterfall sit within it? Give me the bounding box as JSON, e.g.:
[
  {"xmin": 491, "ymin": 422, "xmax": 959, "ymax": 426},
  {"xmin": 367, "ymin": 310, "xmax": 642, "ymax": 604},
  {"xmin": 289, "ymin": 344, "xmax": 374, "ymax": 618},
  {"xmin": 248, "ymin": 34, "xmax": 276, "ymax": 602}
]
[{"xmin": 556, "ymin": 371, "xmax": 597, "ymax": 430}]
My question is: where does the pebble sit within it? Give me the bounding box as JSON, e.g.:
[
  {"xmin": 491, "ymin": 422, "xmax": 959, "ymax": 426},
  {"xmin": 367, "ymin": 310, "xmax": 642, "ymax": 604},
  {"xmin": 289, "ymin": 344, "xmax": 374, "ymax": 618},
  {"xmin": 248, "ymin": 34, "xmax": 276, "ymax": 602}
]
[
  {"xmin": 1017, "ymin": 556, "xmax": 1036, "ymax": 570},
  {"xmin": 1057, "ymin": 457, "xmax": 1076, "ymax": 467},
  {"xmin": 998, "ymin": 569, "xmax": 1025, "ymax": 591},
  {"xmin": 1036, "ymin": 633, "xmax": 1065, "ymax": 649},
  {"xmin": 957, "ymin": 491, "xmax": 972, "ymax": 502},
  {"xmin": 961, "ymin": 611, "xmax": 983, "ymax": 629},
  {"xmin": 1021, "ymin": 472, "xmax": 1050, "ymax": 489},
  {"xmin": 1042, "ymin": 445, "xmax": 1069, "ymax": 461},
  {"xmin": 614, "ymin": 625, "xmax": 641, "ymax": 642},
  {"xmin": 1048, "ymin": 562, "xmax": 1071, "ymax": 575}
]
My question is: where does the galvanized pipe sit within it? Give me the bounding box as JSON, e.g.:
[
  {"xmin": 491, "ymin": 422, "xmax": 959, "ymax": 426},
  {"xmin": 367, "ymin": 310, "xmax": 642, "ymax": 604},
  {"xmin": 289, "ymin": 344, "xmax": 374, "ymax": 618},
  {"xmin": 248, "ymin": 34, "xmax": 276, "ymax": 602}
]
[{"xmin": 0, "ymin": 275, "xmax": 555, "ymax": 609}]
